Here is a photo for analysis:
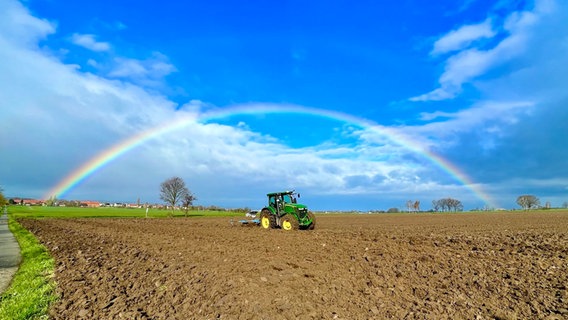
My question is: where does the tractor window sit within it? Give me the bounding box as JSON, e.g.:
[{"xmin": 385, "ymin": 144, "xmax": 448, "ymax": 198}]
[{"xmin": 282, "ymin": 194, "xmax": 292, "ymax": 203}]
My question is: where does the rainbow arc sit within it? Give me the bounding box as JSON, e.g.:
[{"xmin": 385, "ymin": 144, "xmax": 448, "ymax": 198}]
[{"xmin": 44, "ymin": 104, "xmax": 496, "ymax": 208}]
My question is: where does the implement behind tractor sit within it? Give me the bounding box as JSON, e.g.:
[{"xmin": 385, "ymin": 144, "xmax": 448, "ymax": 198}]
[{"xmin": 258, "ymin": 191, "xmax": 316, "ymax": 230}]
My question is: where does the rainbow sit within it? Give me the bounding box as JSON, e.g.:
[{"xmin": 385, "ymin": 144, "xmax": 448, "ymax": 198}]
[{"xmin": 44, "ymin": 103, "xmax": 496, "ymax": 207}]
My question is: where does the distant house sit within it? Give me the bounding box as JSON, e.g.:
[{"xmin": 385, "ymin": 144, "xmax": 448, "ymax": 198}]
[
  {"xmin": 22, "ymin": 199, "xmax": 44, "ymax": 206},
  {"xmin": 80, "ymin": 201, "xmax": 101, "ymax": 208}
]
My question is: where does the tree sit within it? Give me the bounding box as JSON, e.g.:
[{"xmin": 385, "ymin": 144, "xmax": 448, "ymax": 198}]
[
  {"xmin": 181, "ymin": 192, "xmax": 197, "ymax": 217},
  {"xmin": 413, "ymin": 200, "xmax": 420, "ymax": 212},
  {"xmin": 46, "ymin": 195, "xmax": 57, "ymax": 207},
  {"xmin": 447, "ymin": 198, "xmax": 463, "ymax": 212},
  {"xmin": 516, "ymin": 195, "xmax": 540, "ymax": 210},
  {"xmin": 432, "ymin": 199, "xmax": 441, "ymax": 212},
  {"xmin": 160, "ymin": 177, "xmax": 190, "ymax": 217},
  {"xmin": 563, "ymin": 201, "xmax": 568, "ymax": 209},
  {"xmin": 406, "ymin": 200, "xmax": 420, "ymax": 213},
  {"xmin": 406, "ymin": 200, "xmax": 413, "ymax": 212},
  {"xmin": 0, "ymin": 186, "xmax": 6, "ymax": 207}
]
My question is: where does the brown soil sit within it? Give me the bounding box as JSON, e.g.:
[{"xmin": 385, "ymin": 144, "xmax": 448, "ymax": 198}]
[{"xmin": 19, "ymin": 212, "xmax": 568, "ymax": 319}]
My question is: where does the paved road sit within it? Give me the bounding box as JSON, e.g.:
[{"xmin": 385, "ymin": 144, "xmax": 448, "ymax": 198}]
[{"xmin": 0, "ymin": 209, "xmax": 21, "ymax": 294}]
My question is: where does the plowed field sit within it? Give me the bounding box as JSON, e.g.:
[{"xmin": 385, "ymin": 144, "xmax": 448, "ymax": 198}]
[{"xmin": 19, "ymin": 212, "xmax": 568, "ymax": 319}]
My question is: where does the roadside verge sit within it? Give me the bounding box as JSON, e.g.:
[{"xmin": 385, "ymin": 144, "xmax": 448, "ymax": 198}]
[
  {"xmin": 0, "ymin": 211, "xmax": 20, "ymax": 293},
  {"xmin": 0, "ymin": 212, "xmax": 57, "ymax": 319}
]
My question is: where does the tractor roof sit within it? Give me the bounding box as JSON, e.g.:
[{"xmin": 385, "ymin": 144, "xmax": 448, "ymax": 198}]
[{"xmin": 266, "ymin": 190, "xmax": 295, "ymax": 196}]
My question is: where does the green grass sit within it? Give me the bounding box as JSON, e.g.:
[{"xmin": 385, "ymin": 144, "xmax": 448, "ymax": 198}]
[
  {"xmin": 0, "ymin": 216, "xmax": 57, "ymax": 320},
  {"xmin": 8, "ymin": 205, "xmax": 245, "ymax": 219}
]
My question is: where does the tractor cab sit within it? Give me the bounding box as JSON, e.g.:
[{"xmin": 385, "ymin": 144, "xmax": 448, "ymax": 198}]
[{"xmin": 268, "ymin": 192, "xmax": 298, "ymax": 212}]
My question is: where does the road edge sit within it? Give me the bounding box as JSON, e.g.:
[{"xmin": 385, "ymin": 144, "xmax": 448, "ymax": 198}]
[{"xmin": 0, "ymin": 209, "xmax": 21, "ymax": 294}]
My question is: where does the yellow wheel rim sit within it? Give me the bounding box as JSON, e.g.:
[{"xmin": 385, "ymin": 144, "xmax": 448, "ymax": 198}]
[
  {"xmin": 261, "ymin": 216, "xmax": 270, "ymax": 229},
  {"xmin": 282, "ymin": 220, "xmax": 292, "ymax": 230}
]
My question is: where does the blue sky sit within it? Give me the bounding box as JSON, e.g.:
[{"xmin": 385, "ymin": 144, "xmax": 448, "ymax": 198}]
[{"xmin": 1, "ymin": 0, "xmax": 567, "ymax": 211}]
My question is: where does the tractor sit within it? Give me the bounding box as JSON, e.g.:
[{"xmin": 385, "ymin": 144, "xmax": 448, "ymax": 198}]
[{"xmin": 259, "ymin": 191, "xmax": 316, "ymax": 230}]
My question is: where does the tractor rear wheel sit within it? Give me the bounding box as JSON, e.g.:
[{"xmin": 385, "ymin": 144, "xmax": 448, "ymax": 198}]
[
  {"xmin": 307, "ymin": 211, "xmax": 316, "ymax": 230},
  {"xmin": 260, "ymin": 209, "xmax": 276, "ymax": 229},
  {"xmin": 281, "ymin": 214, "xmax": 299, "ymax": 231}
]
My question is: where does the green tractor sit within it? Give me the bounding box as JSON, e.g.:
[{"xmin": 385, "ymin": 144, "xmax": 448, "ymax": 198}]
[{"xmin": 259, "ymin": 190, "xmax": 316, "ymax": 231}]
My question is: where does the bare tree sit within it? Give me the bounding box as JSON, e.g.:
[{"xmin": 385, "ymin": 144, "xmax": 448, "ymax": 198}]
[
  {"xmin": 160, "ymin": 177, "xmax": 190, "ymax": 217},
  {"xmin": 516, "ymin": 195, "xmax": 540, "ymax": 210},
  {"xmin": 406, "ymin": 200, "xmax": 421, "ymax": 213},
  {"xmin": 181, "ymin": 192, "xmax": 197, "ymax": 217},
  {"xmin": 406, "ymin": 200, "xmax": 413, "ymax": 213},
  {"xmin": 448, "ymin": 198, "xmax": 463, "ymax": 212},
  {"xmin": 432, "ymin": 199, "xmax": 441, "ymax": 212}
]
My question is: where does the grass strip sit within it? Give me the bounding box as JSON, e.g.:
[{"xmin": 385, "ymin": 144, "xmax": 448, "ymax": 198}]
[
  {"xmin": 0, "ymin": 217, "xmax": 57, "ymax": 320},
  {"xmin": 8, "ymin": 205, "xmax": 245, "ymax": 219}
]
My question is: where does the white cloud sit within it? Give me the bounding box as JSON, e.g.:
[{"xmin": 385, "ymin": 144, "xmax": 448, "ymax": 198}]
[
  {"xmin": 87, "ymin": 59, "xmax": 98, "ymax": 67},
  {"xmin": 411, "ymin": 4, "xmax": 542, "ymax": 101},
  {"xmin": 108, "ymin": 52, "xmax": 177, "ymax": 86},
  {"xmin": 406, "ymin": 100, "xmax": 535, "ymax": 150},
  {"xmin": 431, "ymin": 18, "xmax": 496, "ymax": 55},
  {"xmin": 418, "ymin": 111, "xmax": 455, "ymax": 121},
  {"xmin": 71, "ymin": 33, "xmax": 111, "ymax": 52},
  {"xmin": 108, "ymin": 58, "xmax": 147, "ymax": 77}
]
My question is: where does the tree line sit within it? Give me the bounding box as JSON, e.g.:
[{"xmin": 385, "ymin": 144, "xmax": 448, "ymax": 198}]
[
  {"xmin": 410, "ymin": 195, "xmax": 562, "ymax": 212},
  {"xmin": 431, "ymin": 198, "xmax": 463, "ymax": 212}
]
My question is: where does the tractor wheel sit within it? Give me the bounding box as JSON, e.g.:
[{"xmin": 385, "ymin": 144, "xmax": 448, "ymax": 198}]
[
  {"xmin": 281, "ymin": 214, "xmax": 299, "ymax": 231},
  {"xmin": 259, "ymin": 209, "xmax": 276, "ymax": 229},
  {"xmin": 307, "ymin": 211, "xmax": 316, "ymax": 230}
]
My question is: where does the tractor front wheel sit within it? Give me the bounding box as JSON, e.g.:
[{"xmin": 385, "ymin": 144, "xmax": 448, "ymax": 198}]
[
  {"xmin": 281, "ymin": 214, "xmax": 299, "ymax": 231},
  {"xmin": 307, "ymin": 211, "xmax": 316, "ymax": 230},
  {"xmin": 260, "ymin": 209, "xmax": 275, "ymax": 229}
]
